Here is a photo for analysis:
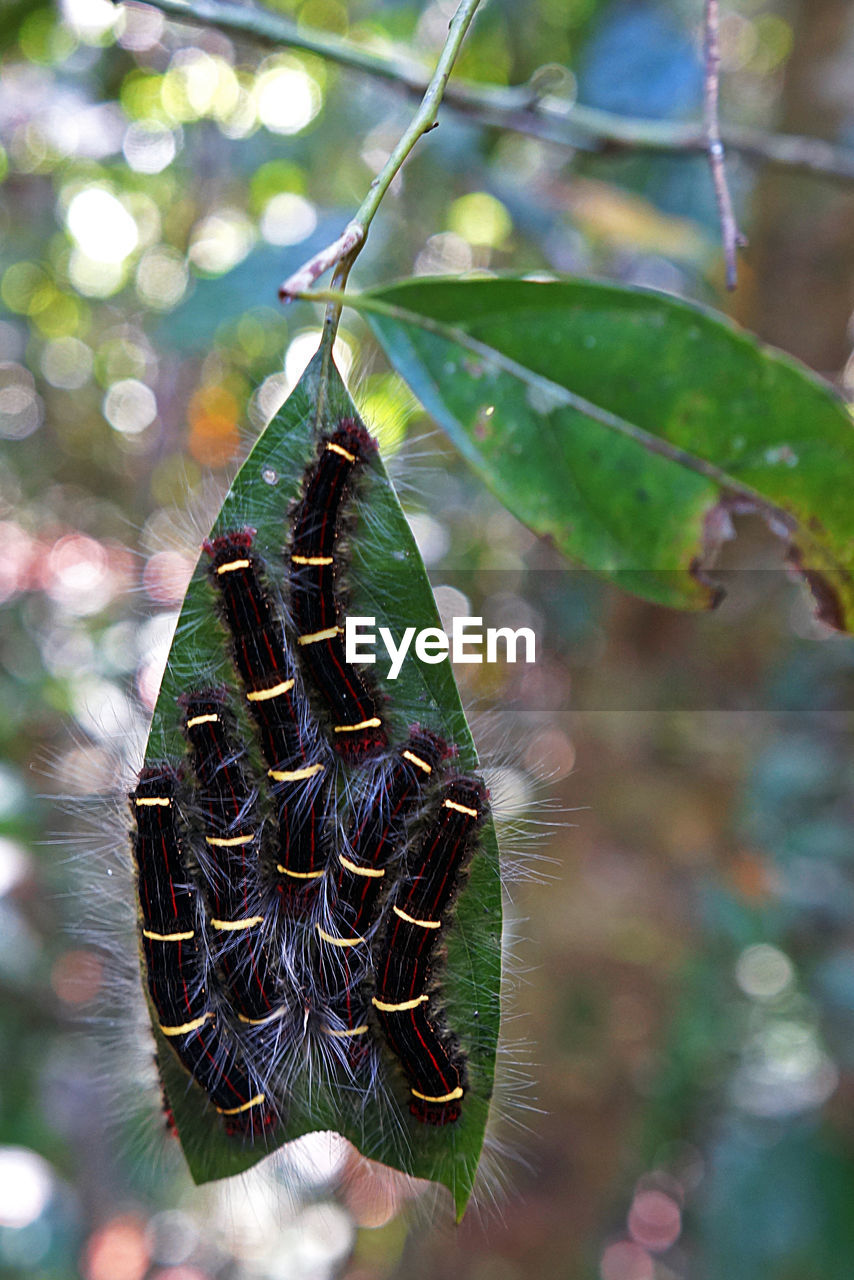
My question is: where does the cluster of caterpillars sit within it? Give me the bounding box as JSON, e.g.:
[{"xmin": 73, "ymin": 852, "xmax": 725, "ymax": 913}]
[{"xmin": 130, "ymin": 419, "xmax": 489, "ymax": 1139}]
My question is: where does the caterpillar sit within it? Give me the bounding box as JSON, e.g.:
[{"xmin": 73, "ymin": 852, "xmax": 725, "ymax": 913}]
[
  {"xmin": 179, "ymin": 690, "xmax": 285, "ymax": 1028},
  {"xmin": 203, "ymin": 530, "xmax": 331, "ymax": 901},
  {"xmin": 130, "ymin": 764, "xmax": 275, "ymax": 1136},
  {"xmin": 316, "ymin": 726, "xmax": 451, "ymax": 1047},
  {"xmin": 288, "ymin": 420, "xmax": 387, "ymax": 760},
  {"xmin": 372, "ymin": 776, "xmax": 489, "ymax": 1125}
]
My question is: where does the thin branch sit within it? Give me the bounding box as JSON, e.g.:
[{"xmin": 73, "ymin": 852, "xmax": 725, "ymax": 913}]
[
  {"xmin": 279, "ymin": 222, "xmax": 363, "ymax": 300},
  {"xmin": 703, "ymin": 0, "xmax": 745, "ymax": 290},
  {"xmin": 129, "ymin": 0, "xmax": 854, "ymax": 185},
  {"xmin": 280, "ymin": 0, "xmax": 482, "ymax": 350}
]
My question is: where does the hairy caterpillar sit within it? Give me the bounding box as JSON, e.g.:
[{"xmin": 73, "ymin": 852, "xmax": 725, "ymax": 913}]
[
  {"xmin": 372, "ymin": 776, "xmax": 489, "ymax": 1125},
  {"xmin": 130, "ymin": 764, "xmax": 275, "ymax": 1135},
  {"xmin": 203, "ymin": 531, "xmax": 331, "ymax": 903},
  {"xmin": 288, "ymin": 420, "xmax": 387, "ymax": 759}
]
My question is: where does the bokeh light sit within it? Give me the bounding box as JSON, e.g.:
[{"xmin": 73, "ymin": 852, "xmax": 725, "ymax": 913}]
[
  {"xmin": 123, "ymin": 121, "xmax": 179, "ymax": 174},
  {"xmin": 407, "ymin": 512, "xmax": 450, "ymax": 565},
  {"xmin": 283, "ymin": 330, "xmax": 354, "ymax": 392},
  {"xmin": 448, "ymin": 191, "xmax": 513, "ymax": 248},
  {"xmin": 145, "ymin": 1211, "xmax": 199, "ymax": 1268},
  {"xmin": 66, "ymin": 187, "xmax": 139, "ymax": 264},
  {"xmin": 253, "ymin": 59, "xmax": 322, "ymax": 135},
  {"xmin": 189, "ymin": 210, "xmax": 255, "ymax": 275},
  {"xmin": 41, "ymin": 336, "xmax": 93, "ymax": 390},
  {"xmin": 0, "ymin": 363, "xmax": 43, "ymax": 439},
  {"xmin": 61, "ymin": 0, "xmax": 119, "ymax": 43},
  {"xmin": 45, "ymin": 534, "xmax": 112, "ymax": 614},
  {"xmin": 735, "ymin": 942, "xmax": 794, "ymax": 999},
  {"xmin": 135, "ymin": 247, "xmax": 189, "ymax": 310},
  {"xmin": 143, "ymin": 551, "xmax": 195, "ymax": 604},
  {"xmin": 627, "ymin": 1189, "xmax": 681, "ymax": 1251},
  {"xmin": 103, "ymin": 378, "xmax": 158, "ymax": 435},
  {"xmin": 259, "ymin": 193, "xmax": 318, "ymax": 246},
  {"xmin": 0, "ymin": 1147, "xmax": 55, "ymax": 1229},
  {"xmin": 600, "ymin": 1241, "xmax": 654, "ymax": 1280},
  {"xmin": 0, "ymin": 837, "xmax": 29, "ymax": 898},
  {"xmin": 82, "ymin": 1215, "xmax": 149, "ymax": 1280},
  {"xmin": 187, "ymin": 382, "xmax": 240, "ymax": 465}
]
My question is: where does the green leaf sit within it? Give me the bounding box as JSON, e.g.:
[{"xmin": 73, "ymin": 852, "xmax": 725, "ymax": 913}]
[
  {"xmin": 357, "ymin": 276, "xmax": 854, "ymax": 628},
  {"xmin": 143, "ymin": 349, "xmax": 501, "ymax": 1219}
]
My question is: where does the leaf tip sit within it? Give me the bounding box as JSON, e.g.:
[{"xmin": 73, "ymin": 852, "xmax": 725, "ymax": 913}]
[{"xmin": 786, "ymin": 546, "xmax": 848, "ymax": 633}]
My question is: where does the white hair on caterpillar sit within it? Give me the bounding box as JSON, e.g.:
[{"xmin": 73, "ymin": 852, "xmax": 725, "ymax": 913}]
[{"xmin": 460, "ymin": 706, "xmax": 575, "ymax": 898}]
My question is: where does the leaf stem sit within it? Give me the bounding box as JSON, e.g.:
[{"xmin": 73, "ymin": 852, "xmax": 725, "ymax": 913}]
[
  {"xmin": 286, "ymin": 0, "xmax": 482, "ymax": 350},
  {"xmin": 129, "ymin": 0, "xmax": 854, "ymax": 185}
]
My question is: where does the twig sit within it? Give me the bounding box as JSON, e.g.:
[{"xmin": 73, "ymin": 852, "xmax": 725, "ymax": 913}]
[
  {"xmin": 279, "ymin": 0, "xmax": 482, "ymax": 349},
  {"xmin": 703, "ymin": 0, "xmax": 745, "ymax": 289},
  {"xmin": 279, "ymin": 222, "xmax": 363, "ymax": 300},
  {"xmin": 129, "ymin": 0, "xmax": 854, "ymax": 186}
]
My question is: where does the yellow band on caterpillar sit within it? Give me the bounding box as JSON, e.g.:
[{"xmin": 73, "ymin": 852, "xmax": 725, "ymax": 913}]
[
  {"xmin": 247, "ymin": 679, "xmax": 294, "ymax": 702},
  {"xmin": 215, "ymin": 1092, "xmax": 267, "ymax": 1116},
  {"xmin": 410, "ymin": 1086, "xmax": 464, "ymax": 1104},
  {"xmin": 292, "ymin": 554, "xmax": 334, "ymax": 566},
  {"xmin": 159, "ymin": 1011, "xmax": 213, "ymax": 1037},
  {"xmin": 339, "ymin": 853, "xmax": 385, "ymax": 879},
  {"xmin": 210, "ymin": 915, "xmax": 264, "ymax": 932},
  {"xmin": 334, "ymin": 717, "xmax": 382, "ymax": 734},
  {"xmin": 372, "ymin": 994, "xmax": 428, "ymax": 1013},
  {"xmin": 298, "ymin": 625, "xmax": 342, "ymax": 645},
  {"xmin": 215, "ymin": 558, "xmax": 250, "ymax": 574},
  {"xmin": 443, "ymin": 798, "xmax": 479, "ymax": 819},
  {"xmin": 276, "ymin": 865, "xmax": 324, "ymax": 879},
  {"xmin": 238, "ymin": 1007, "xmax": 287, "ymax": 1027},
  {"xmin": 324, "ymin": 1024, "xmax": 369, "ymax": 1038},
  {"xmin": 402, "ymin": 750, "xmax": 432, "ymax": 774},
  {"xmin": 268, "ymin": 762, "xmax": 325, "ymax": 782},
  {"xmin": 143, "ymin": 927, "xmax": 195, "ymax": 942},
  {"xmin": 205, "ymin": 833, "xmax": 254, "ymax": 848},
  {"xmin": 185, "ymin": 713, "xmax": 219, "ymax": 728},
  {"xmin": 135, "ymin": 796, "xmax": 171, "ymax": 807},
  {"xmin": 327, "ymin": 441, "xmax": 356, "ymax": 462},
  {"xmin": 315, "ymin": 925, "xmax": 364, "ymax": 948},
  {"xmin": 393, "ymin": 905, "xmax": 441, "ymax": 929}
]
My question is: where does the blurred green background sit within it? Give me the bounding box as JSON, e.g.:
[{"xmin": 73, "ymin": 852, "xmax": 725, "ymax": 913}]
[{"xmin": 1, "ymin": 0, "xmax": 854, "ymax": 1276}]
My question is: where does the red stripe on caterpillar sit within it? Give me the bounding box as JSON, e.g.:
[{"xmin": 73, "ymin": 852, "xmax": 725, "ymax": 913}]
[
  {"xmin": 288, "ymin": 421, "xmax": 387, "ymax": 760},
  {"xmin": 371, "ymin": 776, "xmax": 489, "ymax": 1124}
]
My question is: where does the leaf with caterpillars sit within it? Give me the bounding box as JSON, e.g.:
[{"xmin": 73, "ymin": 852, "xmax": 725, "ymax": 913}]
[{"xmin": 141, "ymin": 346, "xmax": 501, "ymax": 1220}]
